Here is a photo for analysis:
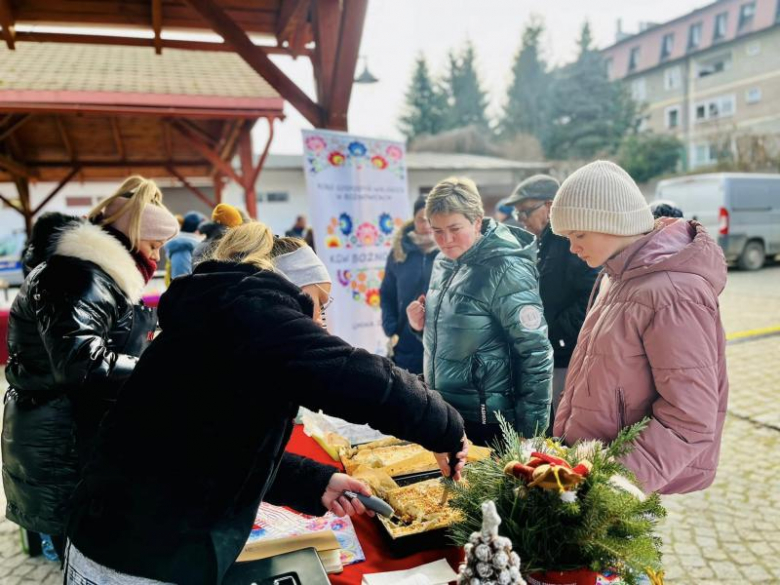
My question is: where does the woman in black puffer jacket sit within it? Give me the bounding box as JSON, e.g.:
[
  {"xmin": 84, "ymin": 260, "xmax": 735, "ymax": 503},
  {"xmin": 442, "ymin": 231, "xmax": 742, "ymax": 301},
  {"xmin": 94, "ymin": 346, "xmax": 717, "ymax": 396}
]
[{"xmin": 1, "ymin": 176, "xmax": 179, "ymax": 554}]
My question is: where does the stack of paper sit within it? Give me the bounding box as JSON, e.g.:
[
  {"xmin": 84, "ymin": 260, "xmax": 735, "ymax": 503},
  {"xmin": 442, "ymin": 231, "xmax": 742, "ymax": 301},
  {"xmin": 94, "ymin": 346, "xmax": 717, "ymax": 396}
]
[
  {"xmin": 361, "ymin": 559, "xmax": 458, "ymax": 585},
  {"xmin": 239, "ymin": 502, "xmax": 365, "ymax": 574}
]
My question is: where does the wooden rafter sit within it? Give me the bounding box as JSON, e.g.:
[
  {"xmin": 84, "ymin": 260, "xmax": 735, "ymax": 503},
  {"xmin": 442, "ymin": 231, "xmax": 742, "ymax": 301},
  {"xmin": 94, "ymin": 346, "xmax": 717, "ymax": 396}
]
[
  {"xmin": 179, "ymin": 119, "xmax": 219, "ymax": 146},
  {"xmin": 0, "ymin": 114, "xmax": 31, "ymax": 142},
  {"xmin": 0, "ymin": 192, "xmax": 23, "ymax": 215},
  {"xmin": 276, "ymin": 0, "xmax": 310, "ymax": 44},
  {"xmin": 326, "ymin": 0, "xmax": 368, "ymax": 130},
  {"xmin": 27, "ymin": 160, "xmax": 206, "ymax": 169},
  {"xmin": 14, "ymin": 177, "xmax": 32, "ymax": 235},
  {"xmin": 166, "ymin": 165, "xmax": 217, "ymax": 209},
  {"xmin": 0, "ymin": 0, "xmax": 15, "ymax": 50},
  {"xmin": 238, "ymin": 124, "xmax": 257, "ymax": 219},
  {"xmin": 0, "ymin": 152, "xmax": 35, "ymax": 178},
  {"xmin": 13, "ymin": 31, "xmax": 312, "ymax": 57},
  {"xmin": 32, "ymin": 166, "xmax": 81, "ymax": 215},
  {"xmin": 169, "ymin": 120, "xmax": 244, "ymax": 186},
  {"xmin": 152, "ymin": 0, "xmax": 163, "ymax": 55},
  {"xmin": 111, "ymin": 118, "xmax": 125, "ymax": 160},
  {"xmin": 54, "ymin": 116, "xmax": 75, "ymax": 161},
  {"xmin": 184, "ymin": 0, "xmax": 325, "ymax": 127}
]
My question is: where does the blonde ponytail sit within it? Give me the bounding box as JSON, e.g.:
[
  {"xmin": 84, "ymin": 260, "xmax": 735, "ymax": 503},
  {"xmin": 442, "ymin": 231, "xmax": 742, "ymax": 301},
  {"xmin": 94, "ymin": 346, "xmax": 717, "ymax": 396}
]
[
  {"xmin": 89, "ymin": 175, "xmax": 164, "ymax": 249},
  {"xmin": 210, "ymin": 221, "xmax": 274, "ymax": 271}
]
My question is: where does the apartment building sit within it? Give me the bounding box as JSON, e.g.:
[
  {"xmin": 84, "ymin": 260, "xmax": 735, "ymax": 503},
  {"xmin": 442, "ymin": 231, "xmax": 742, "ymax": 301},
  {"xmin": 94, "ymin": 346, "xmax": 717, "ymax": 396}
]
[{"xmin": 602, "ymin": 0, "xmax": 780, "ymax": 170}]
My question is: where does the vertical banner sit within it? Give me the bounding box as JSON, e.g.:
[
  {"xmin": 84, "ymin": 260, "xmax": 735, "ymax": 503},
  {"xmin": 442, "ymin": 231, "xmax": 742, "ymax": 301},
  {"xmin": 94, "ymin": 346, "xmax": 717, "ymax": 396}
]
[{"xmin": 302, "ymin": 130, "xmax": 409, "ymax": 354}]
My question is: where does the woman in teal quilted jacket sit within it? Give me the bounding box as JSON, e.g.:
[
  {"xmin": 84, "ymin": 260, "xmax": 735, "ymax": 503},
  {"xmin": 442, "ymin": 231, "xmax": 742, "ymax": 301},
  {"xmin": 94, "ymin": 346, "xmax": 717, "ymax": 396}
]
[{"xmin": 407, "ymin": 177, "xmax": 554, "ymax": 445}]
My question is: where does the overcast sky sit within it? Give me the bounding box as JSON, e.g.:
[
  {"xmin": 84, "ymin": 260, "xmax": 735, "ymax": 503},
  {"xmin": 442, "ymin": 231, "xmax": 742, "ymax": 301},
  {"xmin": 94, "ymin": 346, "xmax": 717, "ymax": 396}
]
[{"xmin": 260, "ymin": 0, "xmax": 711, "ymax": 153}]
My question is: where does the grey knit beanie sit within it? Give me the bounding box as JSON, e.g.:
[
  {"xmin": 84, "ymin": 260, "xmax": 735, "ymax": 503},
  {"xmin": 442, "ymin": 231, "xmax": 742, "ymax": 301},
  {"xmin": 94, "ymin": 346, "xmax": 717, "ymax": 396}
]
[{"xmin": 550, "ymin": 160, "xmax": 654, "ymax": 236}]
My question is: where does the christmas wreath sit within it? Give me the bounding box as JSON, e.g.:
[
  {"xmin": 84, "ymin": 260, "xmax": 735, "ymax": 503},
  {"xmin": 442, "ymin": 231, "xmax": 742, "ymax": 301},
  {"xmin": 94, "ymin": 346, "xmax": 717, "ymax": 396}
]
[{"xmin": 449, "ymin": 416, "xmax": 666, "ymax": 585}]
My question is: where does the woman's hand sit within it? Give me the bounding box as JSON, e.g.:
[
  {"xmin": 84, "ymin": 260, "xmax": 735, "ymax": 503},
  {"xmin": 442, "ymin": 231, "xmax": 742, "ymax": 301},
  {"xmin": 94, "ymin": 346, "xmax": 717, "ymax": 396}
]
[
  {"xmin": 434, "ymin": 434, "xmax": 469, "ymax": 482},
  {"xmin": 406, "ymin": 294, "xmax": 426, "ymax": 332},
  {"xmin": 321, "ymin": 473, "xmax": 375, "ymax": 517}
]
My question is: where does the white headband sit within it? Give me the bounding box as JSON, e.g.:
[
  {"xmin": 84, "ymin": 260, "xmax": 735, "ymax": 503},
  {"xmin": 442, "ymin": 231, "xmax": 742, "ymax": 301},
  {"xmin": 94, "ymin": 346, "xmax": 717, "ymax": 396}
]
[{"xmin": 274, "ymin": 246, "xmax": 331, "ymax": 288}]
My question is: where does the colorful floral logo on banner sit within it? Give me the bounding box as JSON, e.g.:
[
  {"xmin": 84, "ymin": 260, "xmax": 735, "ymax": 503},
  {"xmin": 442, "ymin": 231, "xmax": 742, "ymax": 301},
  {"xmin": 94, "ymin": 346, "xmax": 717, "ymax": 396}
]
[
  {"xmin": 304, "ymin": 134, "xmax": 406, "ymax": 179},
  {"xmin": 337, "ymin": 268, "xmax": 385, "ymax": 309},
  {"xmin": 324, "ymin": 212, "xmax": 403, "ymax": 248}
]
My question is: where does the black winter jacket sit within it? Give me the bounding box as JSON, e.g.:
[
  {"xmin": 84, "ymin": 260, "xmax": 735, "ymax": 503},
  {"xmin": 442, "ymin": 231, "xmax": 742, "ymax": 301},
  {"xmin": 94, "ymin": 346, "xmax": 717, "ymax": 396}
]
[
  {"xmin": 379, "ymin": 221, "xmax": 438, "ymax": 374},
  {"xmin": 68, "ymin": 261, "xmax": 465, "ymax": 585},
  {"xmin": 2, "ymin": 216, "xmax": 156, "ymax": 535},
  {"xmin": 537, "ymin": 225, "xmax": 600, "ymax": 368}
]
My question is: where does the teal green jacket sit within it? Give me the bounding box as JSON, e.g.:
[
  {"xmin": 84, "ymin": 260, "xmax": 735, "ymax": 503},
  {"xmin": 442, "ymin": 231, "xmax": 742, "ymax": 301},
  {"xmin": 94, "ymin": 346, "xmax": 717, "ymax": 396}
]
[{"xmin": 423, "ymin": 219, "xmax": 553, "ymax": 437}]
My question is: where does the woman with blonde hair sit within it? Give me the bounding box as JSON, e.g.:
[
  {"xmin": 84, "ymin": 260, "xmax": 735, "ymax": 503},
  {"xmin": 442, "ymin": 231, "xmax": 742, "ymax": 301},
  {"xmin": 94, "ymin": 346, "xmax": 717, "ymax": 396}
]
[
  {"xmin": 2, "ymin": 175, "xmax": 179, "ymax": 560},
  {"xmin": 407, "ymin": 177, "xmax": 554, "ymax": 445},
  {"xmin": 65, "ymin": 221, "xmax": 468, "ymax": 584}
]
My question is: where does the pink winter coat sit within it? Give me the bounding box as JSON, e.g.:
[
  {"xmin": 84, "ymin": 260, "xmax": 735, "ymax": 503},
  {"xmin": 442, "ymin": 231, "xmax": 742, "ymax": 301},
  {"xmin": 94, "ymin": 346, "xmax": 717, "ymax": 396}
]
[{"xmin": 553, "ymin": 219, "xmax": 728, "ymax": 494}]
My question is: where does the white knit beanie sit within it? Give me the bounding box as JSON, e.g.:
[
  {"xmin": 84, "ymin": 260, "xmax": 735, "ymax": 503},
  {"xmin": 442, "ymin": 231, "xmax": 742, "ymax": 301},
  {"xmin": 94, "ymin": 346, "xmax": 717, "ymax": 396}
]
[{"xmin": 550, "ymin": 160, "xmax": 654, "ymax": 236}]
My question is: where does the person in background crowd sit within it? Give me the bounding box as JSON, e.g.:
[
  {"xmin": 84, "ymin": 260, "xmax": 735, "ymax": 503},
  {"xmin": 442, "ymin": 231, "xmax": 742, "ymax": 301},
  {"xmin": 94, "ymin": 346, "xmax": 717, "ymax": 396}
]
[
  {"xmin": 380, "ymin": 197, "xmax": 439, "ymax": 374},
  {"xmin": 552, "ymin": 160, "xmax": 729, "ymax": 495},
  {"xmin": 66, "ymin": 221, "xmax": 468, "ymax": 584},
  {"xmin": 651, "ymin": 200, "xmax": 684, "ymax": 219},
  {"xmin": 164, "ymin": 210, "xmax": 206, "ymax": 280},
  {"xmin": 407, "ymin": 177, "xmax": 553, "ymax": 446},
  {"xmin": 505, "ymin": 175, "xmax": 599, "ymax": 425},
  {"xmin": 493, "ymin": 202, "xmax": 522, "ymax": 228},
  {"xmin": 192, "ymin": 203, "xmax": 244, "ymax": 266},
  {"xmin": 285, "ymin": 215, "xmax": 308, "ymax": 238},
  {"xmin": 2, "ymin": 176, "xmax": 179, "ymax": 560}
]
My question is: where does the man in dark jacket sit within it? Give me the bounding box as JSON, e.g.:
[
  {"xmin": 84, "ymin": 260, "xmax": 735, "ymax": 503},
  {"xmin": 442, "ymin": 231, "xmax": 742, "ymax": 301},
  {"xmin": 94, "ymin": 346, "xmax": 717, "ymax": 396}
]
[
  {"xmin": 506, "ymin": 175, "xmax": 599, "ymax": 424},
  {"xmin": 380, "ymin": 197, "xmax": 438, "ymax": 373}
]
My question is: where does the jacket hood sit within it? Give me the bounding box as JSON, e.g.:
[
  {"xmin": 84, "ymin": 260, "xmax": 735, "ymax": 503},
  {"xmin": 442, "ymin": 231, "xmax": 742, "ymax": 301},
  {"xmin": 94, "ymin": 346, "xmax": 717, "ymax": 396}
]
[
  {"xmin": 22, "ymin": 212, "xmax": 83, "ymax": 275},
  {"xmin": 605, "ymin": 219, "xmax": 727, "ymax": 295},
  {"xmin": 391, "ymin": 220, "xmax": 438, "ymax": 262},
  {"xmin": 158, "ymin": 261, "xmax": 314, "ymax": 334},
  {"xmin": 448, "ymin": 218, "xmax": 538, "ymax": 267}
]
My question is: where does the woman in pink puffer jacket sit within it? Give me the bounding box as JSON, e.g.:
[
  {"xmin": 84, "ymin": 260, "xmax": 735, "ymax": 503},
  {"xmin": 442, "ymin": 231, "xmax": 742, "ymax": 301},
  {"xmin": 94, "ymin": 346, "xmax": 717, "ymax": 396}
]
[{"xmin": 550, "ymin": 161, "xmax": 728, "ymax": 495}]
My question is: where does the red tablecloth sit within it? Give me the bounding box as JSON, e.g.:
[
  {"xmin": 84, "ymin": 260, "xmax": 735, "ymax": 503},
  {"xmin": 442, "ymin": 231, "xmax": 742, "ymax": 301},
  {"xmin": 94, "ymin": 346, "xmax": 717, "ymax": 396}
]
[{"xmin": 285, "ymin": 426, "xmax": 462, "ymax": 584}]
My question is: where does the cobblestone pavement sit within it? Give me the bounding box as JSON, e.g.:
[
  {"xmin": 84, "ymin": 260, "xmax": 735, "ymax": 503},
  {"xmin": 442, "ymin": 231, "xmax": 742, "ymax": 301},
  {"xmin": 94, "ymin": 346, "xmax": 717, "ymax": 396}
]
[{"xmin": 1, "ymin": 268, "xmax": 779, "ymax": 584}]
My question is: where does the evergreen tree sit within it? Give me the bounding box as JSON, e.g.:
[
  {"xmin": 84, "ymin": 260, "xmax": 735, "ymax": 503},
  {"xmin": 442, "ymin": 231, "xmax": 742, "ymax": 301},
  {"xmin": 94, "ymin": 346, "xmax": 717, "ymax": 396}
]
[
  {"xmin": 443, "ymin": 42, "xmax": 491, "ymax": 130},
  {"xmin": 546, "ymin": 21, "xmax": 636, "ymax": 159},
  {"xmin": 398, "ymin": 55, "xmax": 448, "ymax": 140},
  {"xmin": 499, "ymin": 16, "xmax": 550, "ymax": 143}
]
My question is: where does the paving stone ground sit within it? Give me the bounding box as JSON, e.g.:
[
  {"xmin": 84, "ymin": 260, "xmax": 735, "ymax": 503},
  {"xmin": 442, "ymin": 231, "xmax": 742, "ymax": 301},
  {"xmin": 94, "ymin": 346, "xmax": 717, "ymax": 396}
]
[{"xmin": 1, "ymin": 266, "xmax": 779, "ymax": 584}]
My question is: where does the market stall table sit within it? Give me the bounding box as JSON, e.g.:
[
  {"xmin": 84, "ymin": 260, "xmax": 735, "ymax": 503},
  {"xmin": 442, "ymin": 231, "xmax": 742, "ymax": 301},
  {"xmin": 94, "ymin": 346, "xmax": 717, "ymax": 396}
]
[{"xmin": 285, "ymin": 425, "xmax": 462, "ymax": 584}]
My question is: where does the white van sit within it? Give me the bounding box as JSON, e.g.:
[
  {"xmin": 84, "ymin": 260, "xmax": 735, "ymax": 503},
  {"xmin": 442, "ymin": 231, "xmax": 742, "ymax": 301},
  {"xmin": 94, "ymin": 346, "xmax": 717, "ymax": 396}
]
[{"xmin": 655, "ymin": 173, "xmax": 780, "ymax": 270}]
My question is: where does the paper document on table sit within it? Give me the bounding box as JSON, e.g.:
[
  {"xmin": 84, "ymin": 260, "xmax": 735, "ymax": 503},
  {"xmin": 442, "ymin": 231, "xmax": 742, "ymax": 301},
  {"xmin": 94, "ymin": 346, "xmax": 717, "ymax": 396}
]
[
  {"xmin": 361, "ymin": 558, "xmax": 457, "ymax": 585},
  {"xmin": 301, "ymin": 408, "xmax": 390, "ymax": 445}
]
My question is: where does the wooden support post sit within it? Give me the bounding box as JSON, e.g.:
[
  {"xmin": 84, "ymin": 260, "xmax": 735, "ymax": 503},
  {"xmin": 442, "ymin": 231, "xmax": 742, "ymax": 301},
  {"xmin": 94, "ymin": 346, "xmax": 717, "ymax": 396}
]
[
  {"xmin": 32, "ymin": 166, "xmax": 81, "ymax": 216},
  {"xmin": 238, "ymin": 125, "xmax": 257, "ymax": 220},
  {"xmin": 152, "ymin": 0, "xmax": 163, "ymax": 55},
  {"xmin": 14, "ymin": 177, "xmax": 32, "ymax": 236},
  {"xmin": 326, "ymin": 0, "xmax": 368, "ymax": 130},
  {"xmin": 0, "ymin": 153, "xmax": 35, "ymax": 179},
  {"xmin": 167, "ymin": 165, "xmax": 217, "ymax": 209},
  {"xmin": 249, "ymin": 117, "xmax": 275, "ymax": 189},
  {"xmin": 312, "ymin": 0, "xmax": 340, "ymax": 110},
  {"xmin": 213, "ymin": 173, "xmax": 223, "ymax": 205},
  {"xmin": 0, "ymin": 0, "xmax": 15, "ymax": 50}
]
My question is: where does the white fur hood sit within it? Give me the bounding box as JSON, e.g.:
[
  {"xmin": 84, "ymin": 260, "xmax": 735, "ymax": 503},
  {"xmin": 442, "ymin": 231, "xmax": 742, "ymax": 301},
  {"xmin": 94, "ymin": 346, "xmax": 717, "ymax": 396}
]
[{"xmin": 55, "ymin": 222, "xmax": 145, "ymax": 303}]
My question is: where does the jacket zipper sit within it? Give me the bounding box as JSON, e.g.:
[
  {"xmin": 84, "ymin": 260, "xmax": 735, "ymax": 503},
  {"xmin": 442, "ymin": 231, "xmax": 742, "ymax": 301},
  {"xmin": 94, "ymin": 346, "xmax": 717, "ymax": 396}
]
[
  {"xmin": 616, "ymin": 387, "xmax": 627, "ymax": 435},
  {"xmin": 430, "ymin": 264, "xmax": 461, "ymax": 389},
  {"xmin": 471, "ymin": 356, "xmax": 488, "ymax": 424}
]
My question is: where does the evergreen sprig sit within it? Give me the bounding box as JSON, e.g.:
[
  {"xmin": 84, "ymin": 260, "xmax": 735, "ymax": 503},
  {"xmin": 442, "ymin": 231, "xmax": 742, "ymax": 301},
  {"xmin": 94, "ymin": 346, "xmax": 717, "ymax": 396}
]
[{"xmin": 449, "ymin": 418, "xmax": 665, "ymax": 584}]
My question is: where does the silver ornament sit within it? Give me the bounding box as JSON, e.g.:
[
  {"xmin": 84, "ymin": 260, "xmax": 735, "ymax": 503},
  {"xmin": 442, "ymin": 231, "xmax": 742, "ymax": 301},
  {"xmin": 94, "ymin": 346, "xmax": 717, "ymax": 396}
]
[
  {"xmin": 509, "ymin": 552, "xmax": 520, "ymax": 567},
  {"xmin": 477, "ymin": 561, "xmax": 493, "ymax": 578},
  {"xmin": 509, "ymin": 566, "xmax": 521, "ymax": 580},
  {"xmin": 475, "ymin": 543, "xmax": 492, "ymax": 562},
  {"xmin": 492, "ymin": 550, "xmax": 509, "ymax": 569},
  {"xmin": 497, "ymin": 569, "xmax": 512, "ymax": 585}
]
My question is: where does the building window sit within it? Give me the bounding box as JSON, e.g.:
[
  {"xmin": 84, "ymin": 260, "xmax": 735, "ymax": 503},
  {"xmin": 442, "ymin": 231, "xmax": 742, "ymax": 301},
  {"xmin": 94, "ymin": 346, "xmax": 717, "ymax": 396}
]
[
  {"xmin": 664, "ymin": 66, "xmax": 682, "ymax": 90},
  {"xmin": 66, "ymin": 196, "xmax": 94, "ymax": 207},
  {"xmin": 697, "ymin": 53, "xmax": 732, "ymax": 77},
  {"xmin": 746, "ymin": 87, "xmax": 762, "ymax": 103},
  {"xmin": 628, "ymin": 47, "xmax": 640, "ymax": 72},
  {"xmin": 637, "ymin": 114, "xmax": 651, "ymax": 133},
  {"xmin": 746, "ymin": 41, "xmax": 761, "ymax": 55},
  {"xmin": 692, "ymin": 142, "xmax": 718, "ymax": 167},
  {"xmin": 265, "ymin": 192, "xmax": 290, "ymax": 202},
  {"xmin": 739, "ymin": 2, "xmax": 756, "ymax": 30},
  {"xmin": 688, "ymin": 22, "xmax": 703, "ymax": 50},
  {"xmin": 713, "ymin": 12, "xmax": 728, "ymax": 41},
  {"xmin": 665, "ymin": 106, "xmax": 681, "ymax": 129},
  {"xmin": 694, "ymin": 94, "xmax": 737, "ymax": 122},
  {"xmin": 660, "ymin": 33, "xmax": 674, "ymax": 60},
  {"xmin": 631, "ymin": 78, "xmax": 647, "ymax": 101}
]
